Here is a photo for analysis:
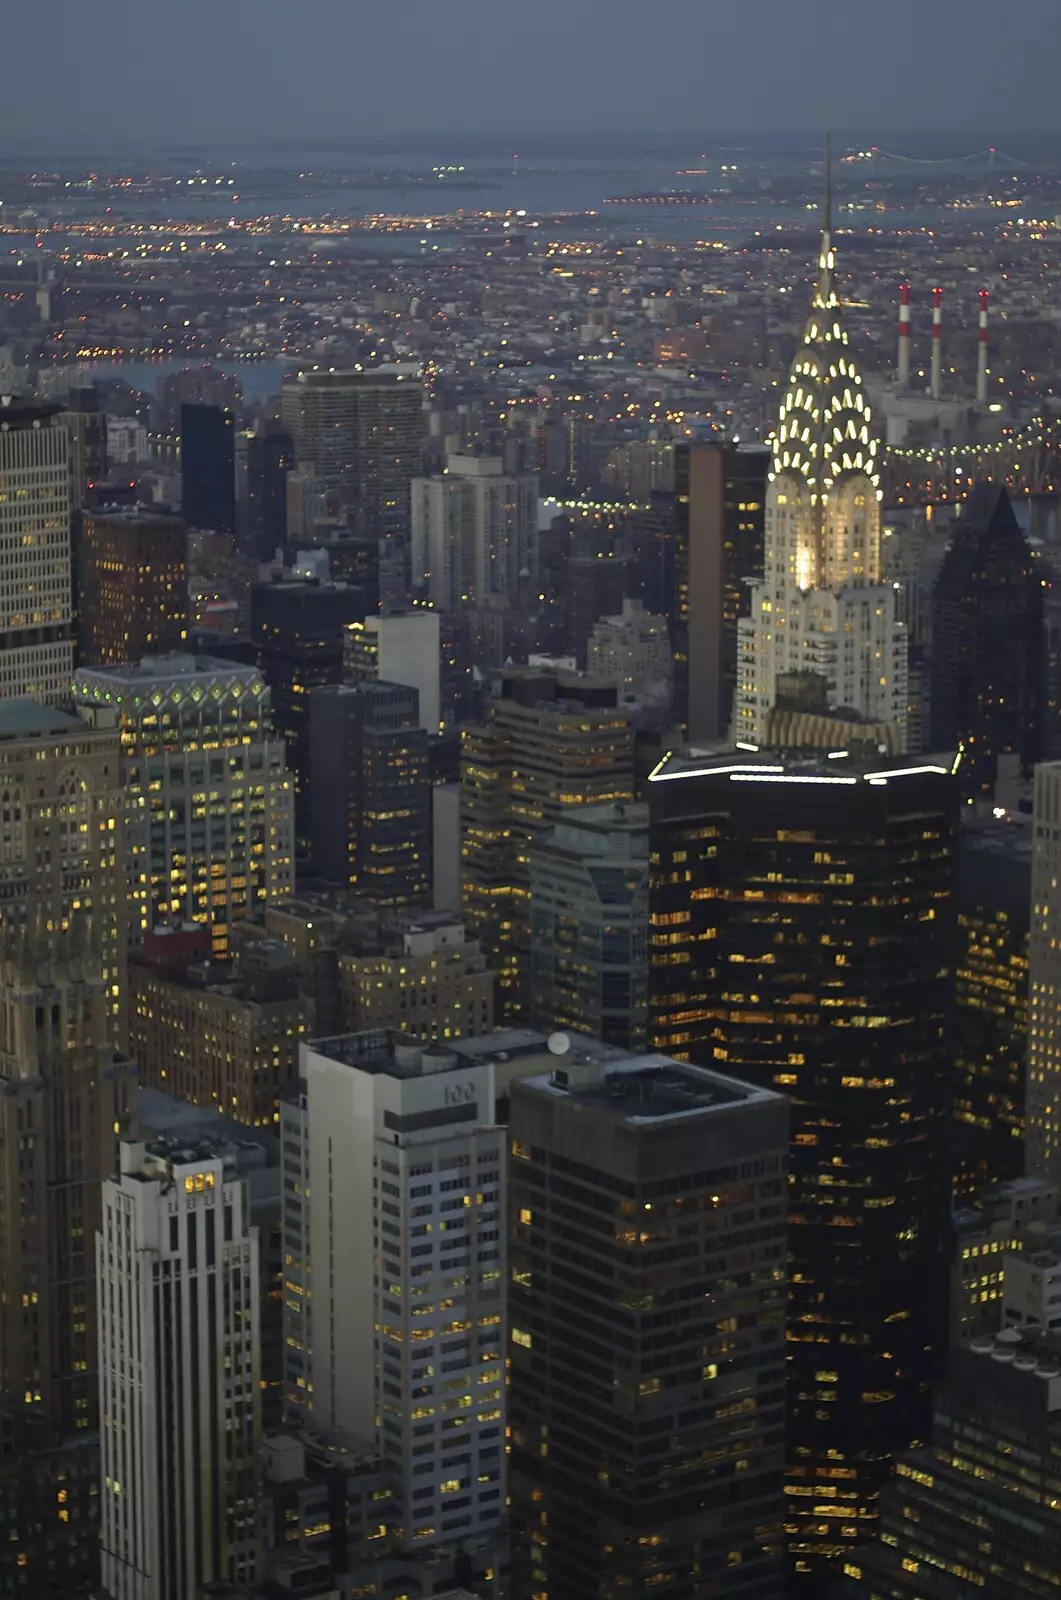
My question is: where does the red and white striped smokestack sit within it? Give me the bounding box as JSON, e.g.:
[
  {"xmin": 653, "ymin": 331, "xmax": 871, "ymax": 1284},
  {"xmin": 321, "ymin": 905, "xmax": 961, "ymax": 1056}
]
[
  {"xmin": 898, "ymin": 282, "xmax": 911, "ymax": 388},
  {"xmin": 930, "ymin": 286, "xmax": 943, "ymax": 399},
  {"xmin": 977, "ymin": 288, "xmax": 989, "ymax": 405}
]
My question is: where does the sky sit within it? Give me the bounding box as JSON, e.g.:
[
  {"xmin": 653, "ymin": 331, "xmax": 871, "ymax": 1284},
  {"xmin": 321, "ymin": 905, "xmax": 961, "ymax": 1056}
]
[{"xmin": 2, "ymin": 0, "xmax": 1059, "ymax": 153}]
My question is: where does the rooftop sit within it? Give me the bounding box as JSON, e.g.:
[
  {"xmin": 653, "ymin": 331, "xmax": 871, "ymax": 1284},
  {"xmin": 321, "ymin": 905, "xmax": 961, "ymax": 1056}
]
[
  {"xmin": 522, "ymin": 1054, "xmax": 784, "ymax": 1124},
  {"xmin": 72, "ymin": 653, "xmax": 265, "ymax": 697},
  {"xmin": 307, "ymin": 1026, "xmax": 577, "ymax": 1080},
  {"xmin": 0, "ymin": 700, "xmax": 84, "ymax": 741},
  {"xmin": 649, "ymin": 744, "xmax": 960, "ymax": 788}
]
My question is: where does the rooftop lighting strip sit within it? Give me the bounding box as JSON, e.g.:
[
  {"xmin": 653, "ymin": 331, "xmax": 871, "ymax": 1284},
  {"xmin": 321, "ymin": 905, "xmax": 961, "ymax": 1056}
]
[
  {"xmin": 729, "ymin": 773, "xmax": 857, "ymax": 786},
  {"xmin": 648, "ymin": 763, "xmax": 785, "ymax": 783}
]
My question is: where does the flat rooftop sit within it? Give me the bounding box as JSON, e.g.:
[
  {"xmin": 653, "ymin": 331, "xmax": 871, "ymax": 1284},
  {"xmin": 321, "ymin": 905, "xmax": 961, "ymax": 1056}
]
[
  {"xmin": 72, "ymin": 653, "xmax": 263, "ymax": 689},
  {"xmin": 0, "ymin": 700, "xmax": 84, "ymax": 741},
  {"xmin": 649, "ymin": 746, "xmax": 959, "ymax": 788},
  {"xmin": 524, "ymin": 1055, "xmax": 785, "ymax": 1125}
]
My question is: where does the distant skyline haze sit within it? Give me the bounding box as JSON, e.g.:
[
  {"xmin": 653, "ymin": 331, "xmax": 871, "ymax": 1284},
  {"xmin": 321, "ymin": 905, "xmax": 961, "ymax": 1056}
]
[{"xmin": 2, "ymin": 0, "xmax": 1059, "ymax": 152}]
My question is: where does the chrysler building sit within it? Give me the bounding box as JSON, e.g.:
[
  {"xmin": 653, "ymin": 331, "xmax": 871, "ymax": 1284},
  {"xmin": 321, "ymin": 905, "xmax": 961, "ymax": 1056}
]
[{"xmin": 734, "ymin": 152, "xmax": 907, "ymax": 745}]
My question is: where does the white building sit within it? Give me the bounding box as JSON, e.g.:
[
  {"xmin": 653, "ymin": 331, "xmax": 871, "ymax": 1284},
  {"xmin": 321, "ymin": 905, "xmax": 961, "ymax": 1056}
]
[
  {"xmin": 0, "ymin": 397, "xmax": 74, "ymax": 701},
  {"xmin": 1028, "ymin": 763, "xmax": 1061, "ymax": 1179},
  {"xmin": 107, "ymin": 416, "xmax": 151, "ymax": 465},
  {"xmin": 587, "ymin": 598, "xmax": 671, "ymax": 704},
  {"xmin": 345, "ymin": 610, "xmax": 442, "ymax": 734},
  {"xmin": 297, "ymin": 1030, "xmax": 506, "ymax": 1551},
  {"xmin": 98, "ymin": 1139, "xmax": 261, "ymax": 1600},
  {"xmin": 734, "ymin": 190, "xmax": 907, "ymax": 745},
  {"xmin": 411, "ymin": 454, "xmax": 538, "ymax": 611}
]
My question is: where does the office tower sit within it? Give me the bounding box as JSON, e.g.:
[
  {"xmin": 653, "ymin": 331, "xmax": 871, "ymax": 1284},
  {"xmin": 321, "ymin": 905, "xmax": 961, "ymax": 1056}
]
[
  {"xmin": 844, "ymin": 1328, "xmax": 1061, "ymax": 1600},
  {"xmin": 461, "ymin": 669, "xmax": 635, "ymax": 1018},
  {"xmin": 280, "ymin": 366, "xmax": 424, "ymax": 535},
  {"xmin": 98, "ymin": 1138, "xmax": 261, "ymax": 1599},
  {"xmin": 1026, "ymin": 764, "xmax": 1061, "ymax": 1180},
  {"xmin": 509, "ymin": 1052, "xmax": 789, "ymax": 1600},
  {"xmin": 298, "ymin": 1030, "xmax": 507, "ymax": 1557},
  {"xmin": 954, "ymin": 821, "xmax": 1031, "ymax": 1202},
  {"xmin": 672, "ymin": 439, "xmax": 768, "ymax": 740},
  {"xmin": 336, "ymin": 912, "xmax": 494, "ymax": 1040},
  {"xmin": 309, "ymin": 682, "xmax": 431, "ymax": 905},
  {"xmin": 72, "ymin": 654, "xmax": 295, "ymax": 953},
  {"xmin": 79, "ymin": 507, "xmax": 188, "ymax": 666},
  {"xmin": 247, "ymin": 429, "xmax": 293, "ymax": 559},
  {"xmin": 586, "ymin": 597, "xmax": 672, "ymax": 705},
  {"xmin": 251, "ymin": 578, "xmax": 372, "ymax": 847},
  {"xmin": 648, "ymin": 746, "xmax": 959, "ymax": 1582},
  {"xmin": 180, "ymin": 402, "xmax": 236, "ymax": 534},
  {"xmin": 410, "ymin": 453, "xmax": 538, "ymax": 610},
  {"xmin": 734, "ymin": 185, "xmax": 907, "ymax": 747},
  {"xmin": 129, "ymin": 927, "xmax": 311, "ymax": 1126},
  {"xmin": 0, "ymin": 702, "xmax": 135, "ymax": 1593},
  {"xmin": 345, "ymin": 610, "xmax": 442, "ymax": 734},
  {"xmin": 930, "ymin": 483, "xmax": 1043, "ymax": 798},
  {"xmin": 528, "ymin": 799, "xmax": 649, "ymax": 1050},
  {"xmin": 952, "ymin": 1177, "xmax": 1061, "ymax": 1344},
  {"xmin": 65, "ymin": 385, "xmax": 108, "ymax": 508},
  {"xmin": 107, "ymin": 416, "xmax": 150, "ymax": 466},
  {"xmin": 881, "ymin": 504, "xmax": 955, "ymax": 753},
  {"xmin": 0, "ymin": 397, "xmax": 75, "ymax": 701}
]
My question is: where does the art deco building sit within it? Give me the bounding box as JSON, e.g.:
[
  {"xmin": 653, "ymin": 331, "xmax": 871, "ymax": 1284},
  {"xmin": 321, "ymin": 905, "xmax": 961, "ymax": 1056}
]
[
  {"xmin": 79, "ymin": 507, "xmax": 188, "ymax": 666},
  {"xmin": 72, "ymin": 654, "xmax": 295, "ymax": 953},
  {"xmin": 98, "ymin": 1138, "xmax": 261, "ymax": 1599},
  {"xmin": 648, "ymin": 746, "xmax": 959, "ymax": 1584},
  {"xmin": 0, "ymin": 398, "xmax": 75, "ymax": 701},
  {"xmin": 0, "ymin": 702, "xmax": 136, "ymax": 1593},
  {"xmin": 509, "ymin": 1052, "xmax": 789, "ymax": 1600},
  {"xmin": 734, "ymin": 181, "xmax": 907, "ymax": 745}
]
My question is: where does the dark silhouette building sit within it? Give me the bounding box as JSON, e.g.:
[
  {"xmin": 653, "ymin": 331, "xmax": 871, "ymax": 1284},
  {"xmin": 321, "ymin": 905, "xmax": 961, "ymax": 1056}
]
[
  {"xmin": 247, "ymin": 429, "xmax": 293, "ymax": 559},
  {"xmin": 648, "ymin": 746, "xmax": 959, "ymax": 1586},
  {"xmin": 309, "ymin": 682, "xmax": 430, "ymax": 906},
  {"xmin": 845, "ymin": 1327, "xmax": 1061, "ymax": 1600},
  {"xmin": 930, "ymin": 482, "xmax": 1043, "ymax": 798},
  {"xmin": 509, "ymin": 1053, "xmax": 789, "ymax": 1600},
  {"xmin": 79, "ymin": 507, "xmax": 187, "ymax": 665},
  {"xmin": 181, "ymin": 402, "xmax": 236, "ymax": 534},
  {"xmin": 251, "ymin": 579, "xmax": 374, "ymax": 850},
  {"xmin": 954, "ymin": 821, "xmax": 1031, "ymax": 1203},
  {"xmin": 669, "ymin": 440, "xmax": 768, "ymax": 741}
]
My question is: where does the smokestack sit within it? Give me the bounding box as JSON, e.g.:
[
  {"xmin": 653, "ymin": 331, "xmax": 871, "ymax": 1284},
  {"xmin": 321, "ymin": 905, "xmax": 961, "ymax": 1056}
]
[
  {"xmin": 930, "ymin": 286, "xmax": 943, "ymax": 400},
  {"xmin": 977, "ymin": 289, "xmax": 989, "ymax": 405},
  {"xmin": 898, "ymin": 282, "xmax": 911, "ymax": 388}
]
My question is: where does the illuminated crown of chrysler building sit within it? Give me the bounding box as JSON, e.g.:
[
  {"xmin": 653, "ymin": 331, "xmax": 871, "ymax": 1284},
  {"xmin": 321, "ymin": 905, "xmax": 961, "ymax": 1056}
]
[{"xmin": 734, "ymin": 140, "xmax": 907, "ymax": 746}]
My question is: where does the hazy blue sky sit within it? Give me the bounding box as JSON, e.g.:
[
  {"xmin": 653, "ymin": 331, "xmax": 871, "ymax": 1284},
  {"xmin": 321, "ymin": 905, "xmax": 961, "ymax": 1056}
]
[{"xmin": 3, "ymin": 0, "xmax": 1058, "ymax": 151}]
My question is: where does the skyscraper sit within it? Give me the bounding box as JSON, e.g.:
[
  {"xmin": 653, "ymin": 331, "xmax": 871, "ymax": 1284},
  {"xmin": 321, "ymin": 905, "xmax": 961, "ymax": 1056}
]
[
  {"xmin": 672, "ymin": 439, "xmax": 768, "ymax": 741},
  {"xmin": 79, "ymin": 507, "xmax": 188, "ymax": 666},
  {"xmin": 954, "ymin": 821, "xmax": 1031, "ymax": 1202},
  {"xmin": 930, "ymin": 482, "xmax": 1044, "ymax": 798},
  {"xmin": 180, "ymin": 402, "xmax": 236, "ymax": 535},
  {"xmin": 280, "ymin": 366, "xmax": 423, "ymax": 535},
  {"xmin": 0, "ymin": 702, "xmax": 136, "ymax": 1593},
  {"xmin": 0, "ymin": 397, "xmax": 75, "ymax": 701},
  {"xmin": 72, "ymin": 655, "xmax": 295, "ymax": 953},
  {"xmin": 247, "ymin": 428, "xmax": 294, "ymax": 559},
  {"xmin": 251, "ymin": 578, "xmax": 373, "ymax": 847},
  {"xmin": 509, "ymin": 1051, "xmax": 789, "ymax": 1600},
  {"xmin": 1027, "ymin": 764, "xmax": 1061, "ymax": 1180},
  {"xmin": 309, "ymin": 682, "xmax": 431, "ymax": 906},
  {"xmin": 648, "ymin": 745, "xmax": 959, "ymax": 1583},
  {"xmin": 461, "ymin": 669, "xmax": 634, "ymax": 1018},
  {"xmin": 297, "ymin": 1030, "xmax": 507, "ymax": 1558},
  {"xmin": 344, "ymin": 610, "xmax": 442, "ymax": 735},
  {"xmin": 98, "ymin": 1138, "xmax": 262, "ymax": 1599},
  {"xmin": 528, "ymin": 799, "xmax": 649, "ymax": 1051},
  {"xmin": 410, "ymin": 453, "xmax": 538, "ymax": 611},
  {"xmin": 734, "ymin": 168, "xmax": 907, "ymax": 746}
]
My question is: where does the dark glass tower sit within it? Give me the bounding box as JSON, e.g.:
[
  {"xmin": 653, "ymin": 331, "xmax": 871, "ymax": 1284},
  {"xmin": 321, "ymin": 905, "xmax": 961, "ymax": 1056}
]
[
  {"xmin": 509, "ymin": 1053, "xmax": 789, "ymax": 1600},
  {"xmin": 247, "ymin": 429, "xmax": 294, "ymax": 559},
  {"xmin": 648, "ymin": 746, "xmax": 959, "ymax": 1586},
  {"xmin": 308, "ymin": 681, "xmax": 430, "ymax": 905},
  {"xmin": 180, "ymin": 402, "xmax": 236, "ymax": 535},
  {"xmin": 251, "ymin": 579, "xmax": 374, "ymax": 849},
  {"xmin": 930, "ymin": 482, "xmax": 1043, "ymax": 799}
]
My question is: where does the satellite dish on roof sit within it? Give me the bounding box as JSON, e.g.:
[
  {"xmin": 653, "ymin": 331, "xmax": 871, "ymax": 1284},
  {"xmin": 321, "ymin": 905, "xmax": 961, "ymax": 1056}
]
[{"xmin": 547, "ymin": 1031, "xmax": 570, "ymax": 1056}]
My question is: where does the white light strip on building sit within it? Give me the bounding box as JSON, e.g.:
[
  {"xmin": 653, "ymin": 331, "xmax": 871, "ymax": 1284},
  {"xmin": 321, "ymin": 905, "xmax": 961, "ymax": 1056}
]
[
  {"xmin": 729, "ymin": 772, "xmax": 858, "ymax": 786},
  {"xmin": 648, "ymin": 763, "xmax": 785, "ymax": 783}
]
